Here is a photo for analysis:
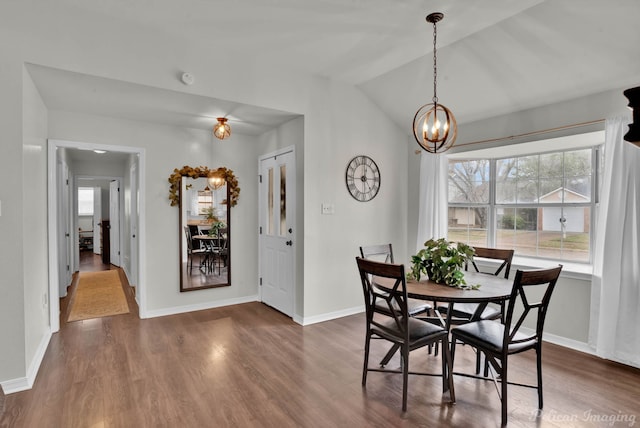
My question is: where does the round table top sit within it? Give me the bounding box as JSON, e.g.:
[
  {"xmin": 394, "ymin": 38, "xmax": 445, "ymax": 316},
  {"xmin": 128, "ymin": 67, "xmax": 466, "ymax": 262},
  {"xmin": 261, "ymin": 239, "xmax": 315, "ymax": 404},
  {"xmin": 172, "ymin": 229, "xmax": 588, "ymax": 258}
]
[{"xmin": 376, "ymin": 271, "xmax": 513, "ymax": 303}]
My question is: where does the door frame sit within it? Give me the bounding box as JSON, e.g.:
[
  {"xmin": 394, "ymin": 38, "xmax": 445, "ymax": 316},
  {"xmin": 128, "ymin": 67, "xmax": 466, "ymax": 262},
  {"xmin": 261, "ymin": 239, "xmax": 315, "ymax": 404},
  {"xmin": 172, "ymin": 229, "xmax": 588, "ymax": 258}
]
[
  {"xmin": 258, "ymin": 145, "xmax": 296, "ymax": 317},
  {"xmin": 47, "ymin": 139, "xmax": 147, "ymax": 332},
  {"xmin": 75, "ymin": 175, "xmax": 124, "ymax": 270}
]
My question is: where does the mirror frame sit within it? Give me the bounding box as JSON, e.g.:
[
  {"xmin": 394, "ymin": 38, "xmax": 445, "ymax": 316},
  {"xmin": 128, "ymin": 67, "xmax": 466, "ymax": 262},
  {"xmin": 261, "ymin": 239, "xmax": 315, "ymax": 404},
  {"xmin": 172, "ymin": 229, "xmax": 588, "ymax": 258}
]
[{"xmin": 169, "ymin": 166, "xmax": 240, "ymax": 292}]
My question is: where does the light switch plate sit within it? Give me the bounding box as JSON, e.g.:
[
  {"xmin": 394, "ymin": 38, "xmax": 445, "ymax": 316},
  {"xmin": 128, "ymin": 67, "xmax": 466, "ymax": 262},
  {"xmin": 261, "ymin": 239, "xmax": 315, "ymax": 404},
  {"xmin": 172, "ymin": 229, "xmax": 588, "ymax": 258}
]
[{"xmin": 321, "ymin": 203, "xmax": 335, "ymax": 215}]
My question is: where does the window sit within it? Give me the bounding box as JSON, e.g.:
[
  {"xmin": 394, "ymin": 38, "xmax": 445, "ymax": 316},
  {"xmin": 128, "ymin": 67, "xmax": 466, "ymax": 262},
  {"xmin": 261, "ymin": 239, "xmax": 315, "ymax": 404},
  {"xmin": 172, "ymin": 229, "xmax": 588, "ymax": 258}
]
[
  {"xmin": 78, "ymin": 187, "xmax": 94, "ymax": 216},
  {"xmin": 447, "ymin": 133, "xmax": 602, "ymax": 263}
]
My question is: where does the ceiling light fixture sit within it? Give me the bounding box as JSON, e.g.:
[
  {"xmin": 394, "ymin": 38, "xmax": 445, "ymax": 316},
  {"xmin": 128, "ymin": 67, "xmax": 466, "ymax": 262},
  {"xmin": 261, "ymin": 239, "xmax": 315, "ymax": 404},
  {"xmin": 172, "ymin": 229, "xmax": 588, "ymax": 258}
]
[
  {"xmin": 93, "ymin": 149, "xmax": 107, "ymax": 154},
  {"xmin": 213, "ymin": 117, "xmax": 231, "ymax": 140},
  {"xmin": 412, "ymin": 12, "xmax": 457, "ymax": 153}
]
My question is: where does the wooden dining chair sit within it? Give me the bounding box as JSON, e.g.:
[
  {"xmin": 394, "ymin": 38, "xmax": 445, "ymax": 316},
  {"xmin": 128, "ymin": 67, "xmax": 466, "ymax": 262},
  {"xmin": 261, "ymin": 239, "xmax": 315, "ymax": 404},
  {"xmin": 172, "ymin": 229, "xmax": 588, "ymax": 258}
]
[
  {"xmin": 450, "ymin": 265, "xmax": 562, "ymax": 427},
  {"xmin": 356, "ymin": 257, "xmax": 455, "ymax": 411},
  {"xmin": 437, "ymin": 247, "xmax": 514, "ymax": 372},
  {"xmin": 184, "ymin": 226, "xmax": 207, "ymax": 274},
  {"xmin": 359, "ymin": 244, "xmax": 432, "ymax": 317}
]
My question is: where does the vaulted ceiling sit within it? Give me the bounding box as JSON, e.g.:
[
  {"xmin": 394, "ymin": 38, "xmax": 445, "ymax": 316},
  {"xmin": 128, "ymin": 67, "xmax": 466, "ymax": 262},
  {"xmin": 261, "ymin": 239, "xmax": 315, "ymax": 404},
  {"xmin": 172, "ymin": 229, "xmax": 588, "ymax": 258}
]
[{"xmin": 26, "ymin": 0, "xmax": 640, "ymax": 139}]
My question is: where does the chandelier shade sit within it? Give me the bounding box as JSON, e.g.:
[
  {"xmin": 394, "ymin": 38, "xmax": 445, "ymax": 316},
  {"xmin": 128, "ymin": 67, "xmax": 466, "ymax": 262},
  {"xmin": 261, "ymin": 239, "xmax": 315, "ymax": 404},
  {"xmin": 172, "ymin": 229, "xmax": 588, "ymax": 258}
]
[
  {"xmin": 413, "ymin": 102, "xmax": 457, "ymax": 153},
  {"xmin": 213, "ymin": 117, "xmax": 231, "ymax": 140},
  {"xmin": 412, "ymin": 12, "xmax": 457, "ymax": 153}
]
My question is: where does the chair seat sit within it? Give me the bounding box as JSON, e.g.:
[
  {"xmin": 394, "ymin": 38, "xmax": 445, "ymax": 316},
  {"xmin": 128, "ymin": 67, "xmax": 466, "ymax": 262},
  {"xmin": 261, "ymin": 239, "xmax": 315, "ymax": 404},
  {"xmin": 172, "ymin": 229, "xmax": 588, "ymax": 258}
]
[
  {"xmin": 372, "ymin": 317, "xmax": 447, "ymax": 344},
  {"xmin": 438, "ymin": 302, "xmax": 501, "ymax": 321},
  {"xmin": 452, "ymin": 320, "xmax": 537, "ymax": 354}
]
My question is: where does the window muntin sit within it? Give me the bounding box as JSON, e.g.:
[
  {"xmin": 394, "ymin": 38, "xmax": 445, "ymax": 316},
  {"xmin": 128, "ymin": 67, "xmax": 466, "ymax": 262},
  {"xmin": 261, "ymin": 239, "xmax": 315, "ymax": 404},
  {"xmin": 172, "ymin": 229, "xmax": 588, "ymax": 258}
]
[{"xmin": 448, "ymin": 147, "xmax": 596, "ymax": 263}]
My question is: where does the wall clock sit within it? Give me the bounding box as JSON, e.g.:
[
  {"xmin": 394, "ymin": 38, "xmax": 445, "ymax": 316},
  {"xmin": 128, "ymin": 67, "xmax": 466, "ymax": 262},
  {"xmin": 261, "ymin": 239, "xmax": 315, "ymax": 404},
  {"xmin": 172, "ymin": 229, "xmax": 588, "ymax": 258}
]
[{"xmin": 345, "ymin": 155, "xmax": 381, "ymax": 202}]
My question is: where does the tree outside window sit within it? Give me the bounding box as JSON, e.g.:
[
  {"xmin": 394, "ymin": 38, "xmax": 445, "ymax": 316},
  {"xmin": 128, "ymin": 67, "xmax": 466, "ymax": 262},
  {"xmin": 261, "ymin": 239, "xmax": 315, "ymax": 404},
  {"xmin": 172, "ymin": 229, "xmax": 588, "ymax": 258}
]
[{"xmin": 448, "ymin": 148, "xmax": 595, "ymax": 262}]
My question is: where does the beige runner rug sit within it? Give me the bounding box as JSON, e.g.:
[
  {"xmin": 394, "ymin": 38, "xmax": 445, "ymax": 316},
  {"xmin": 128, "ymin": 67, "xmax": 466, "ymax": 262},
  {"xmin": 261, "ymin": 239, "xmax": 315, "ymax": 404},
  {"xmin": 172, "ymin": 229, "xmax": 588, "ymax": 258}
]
[{"xmin": 67, "ymin": 270, "xmax": 130, "ymax": 322}]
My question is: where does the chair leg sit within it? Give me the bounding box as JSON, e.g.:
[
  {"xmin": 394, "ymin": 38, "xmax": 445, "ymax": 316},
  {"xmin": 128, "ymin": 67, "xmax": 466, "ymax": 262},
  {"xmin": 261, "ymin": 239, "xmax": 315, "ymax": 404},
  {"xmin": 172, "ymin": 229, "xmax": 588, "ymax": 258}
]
[
  {"xmin": 402, "ymin": 344, "xmax": 409, "ymax": 412},
  {"xmin": 501, "ymin": 358, "xmax": 508, "ymax": 427},
  {"xmin": 537, "ymin": 345, "xmax": 544, "ymax": 409},
  {"xmin": 475, "ymin": 349, "xmax": 482, "ymax": 374},
  {"xmin": 362, "ymin": 332, "xmax": 371, "ymax": 386},
  {"xmin": 442, "ymin": 335, "xmax": 456, "ymax": 402}
]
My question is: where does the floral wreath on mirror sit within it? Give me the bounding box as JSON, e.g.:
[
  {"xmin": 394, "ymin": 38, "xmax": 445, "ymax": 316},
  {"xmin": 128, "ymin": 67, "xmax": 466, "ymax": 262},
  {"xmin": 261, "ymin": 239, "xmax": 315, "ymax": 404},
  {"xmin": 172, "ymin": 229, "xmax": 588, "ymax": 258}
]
[{"xmin": 168, "ymin": 165, "xmax": 240, "ymax": 207}]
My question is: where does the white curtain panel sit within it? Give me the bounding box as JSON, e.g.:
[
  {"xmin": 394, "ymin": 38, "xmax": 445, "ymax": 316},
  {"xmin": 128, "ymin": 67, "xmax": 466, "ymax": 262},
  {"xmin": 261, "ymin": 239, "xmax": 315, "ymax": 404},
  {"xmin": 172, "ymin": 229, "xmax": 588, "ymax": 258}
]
[
  {"xmin": 416, "ymin": 152, "xmax": 449, "ymax": 252},
  {"xmin": 589, "ymin": 116, "xmax": 640, "ymax": 368}
]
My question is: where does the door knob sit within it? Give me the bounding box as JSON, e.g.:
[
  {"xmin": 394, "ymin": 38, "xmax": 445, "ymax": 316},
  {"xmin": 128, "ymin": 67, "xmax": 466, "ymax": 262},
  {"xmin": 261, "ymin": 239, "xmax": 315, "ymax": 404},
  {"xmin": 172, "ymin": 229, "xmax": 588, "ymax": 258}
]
[{"xmin": 286, "ymin": 240, "xmax": 293, "ymax": 246}]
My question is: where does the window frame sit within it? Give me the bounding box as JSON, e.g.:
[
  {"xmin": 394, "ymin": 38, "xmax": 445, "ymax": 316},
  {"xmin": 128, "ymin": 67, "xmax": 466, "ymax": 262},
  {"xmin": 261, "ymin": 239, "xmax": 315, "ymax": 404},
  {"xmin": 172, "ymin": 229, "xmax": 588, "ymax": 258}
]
[{"xmin": 447, "ymin": 143, "xmax": 601, "ymax": 265}]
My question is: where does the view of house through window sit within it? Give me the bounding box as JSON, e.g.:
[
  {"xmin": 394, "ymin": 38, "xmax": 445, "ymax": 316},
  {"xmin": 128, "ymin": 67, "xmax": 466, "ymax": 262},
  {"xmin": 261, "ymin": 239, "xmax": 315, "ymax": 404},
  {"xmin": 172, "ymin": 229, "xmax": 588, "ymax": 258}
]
[
  {"xmin": 78, "ymin": 187, "xmax": 94, "ymax": 216},
  {"xmin": 448, "ymin": 142, "xmax": 600, "ymax": 263}
]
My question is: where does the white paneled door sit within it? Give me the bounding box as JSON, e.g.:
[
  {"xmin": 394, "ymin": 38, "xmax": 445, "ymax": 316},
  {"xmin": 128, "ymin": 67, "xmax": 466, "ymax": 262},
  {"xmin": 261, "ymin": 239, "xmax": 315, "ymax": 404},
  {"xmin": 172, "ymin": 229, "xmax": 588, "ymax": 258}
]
[{"xmin": 259, "ymin": 148, "xmax": 296, "ymax": 317}]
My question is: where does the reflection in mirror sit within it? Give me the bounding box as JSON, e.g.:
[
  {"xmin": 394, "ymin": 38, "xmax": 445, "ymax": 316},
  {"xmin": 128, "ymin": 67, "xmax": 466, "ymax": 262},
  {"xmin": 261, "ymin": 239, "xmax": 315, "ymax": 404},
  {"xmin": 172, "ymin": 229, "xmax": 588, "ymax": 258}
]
[{"xmin": 180, "ymin": 176, "xmax": 230, "ymax": 291}]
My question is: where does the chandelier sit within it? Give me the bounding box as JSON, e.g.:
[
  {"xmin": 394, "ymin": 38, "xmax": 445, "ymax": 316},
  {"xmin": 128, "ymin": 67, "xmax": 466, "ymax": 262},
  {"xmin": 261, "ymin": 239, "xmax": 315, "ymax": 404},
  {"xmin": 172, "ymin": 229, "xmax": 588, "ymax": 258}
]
[
  {"xmin": 213, "ymin": 117, "xmax": 231, "ymax": 140},
  {"xmin": 412, "ymin": 12, "xmax": 457, "ymax": 153}
]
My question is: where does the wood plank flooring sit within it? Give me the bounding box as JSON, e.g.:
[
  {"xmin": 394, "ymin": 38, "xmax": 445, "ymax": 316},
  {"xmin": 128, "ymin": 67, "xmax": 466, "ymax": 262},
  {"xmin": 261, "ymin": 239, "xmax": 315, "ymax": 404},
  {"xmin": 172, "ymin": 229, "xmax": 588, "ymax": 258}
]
[{"xmin": 2, "ymin": 262, "xmax": 639, "ymax": 427}]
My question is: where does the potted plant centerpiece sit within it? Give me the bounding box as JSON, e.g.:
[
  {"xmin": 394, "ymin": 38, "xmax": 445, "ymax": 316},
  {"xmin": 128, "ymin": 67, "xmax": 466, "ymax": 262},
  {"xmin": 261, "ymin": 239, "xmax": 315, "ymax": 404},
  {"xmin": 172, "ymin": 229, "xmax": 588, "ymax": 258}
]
[{"xmin": 408, "ymin": 238, "xmax": 477, "ymax": 289}]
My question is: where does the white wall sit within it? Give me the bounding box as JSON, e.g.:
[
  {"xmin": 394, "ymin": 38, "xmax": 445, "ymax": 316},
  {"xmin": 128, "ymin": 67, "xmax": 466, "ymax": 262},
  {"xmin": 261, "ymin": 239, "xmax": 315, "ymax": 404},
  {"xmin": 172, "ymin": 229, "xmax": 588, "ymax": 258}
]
[
  {"xmin": 301, "ymin": 78, "xmax": 408, "ymax": 320},
  {"xmin": 22, "ymin": 66, "xmax": 50, "ymax": 384},
  {"xmin": 0, "ymin": 39, "xmax": 26, "ymax": 383}
]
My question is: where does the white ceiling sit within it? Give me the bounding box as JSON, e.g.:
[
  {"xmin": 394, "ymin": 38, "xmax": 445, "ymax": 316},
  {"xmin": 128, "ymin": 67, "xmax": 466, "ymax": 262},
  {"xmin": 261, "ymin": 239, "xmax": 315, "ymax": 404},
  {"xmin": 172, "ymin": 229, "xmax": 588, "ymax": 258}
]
[{"xmin": 26, "ymin": 0, "xmax": 640, "ymax": 144}]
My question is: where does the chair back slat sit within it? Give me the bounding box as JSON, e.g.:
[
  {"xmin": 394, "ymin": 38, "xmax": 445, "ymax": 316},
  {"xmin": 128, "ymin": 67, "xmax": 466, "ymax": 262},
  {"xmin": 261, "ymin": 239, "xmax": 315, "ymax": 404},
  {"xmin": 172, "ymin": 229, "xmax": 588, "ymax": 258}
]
[
  {"xmin": 356, "ymin": 257, "xmax": 409, "ymax": 339},
  {"xmin": 467, "ymin": 247, "xmax": 515, "ymax": 279},
  {"xmin": 504, "ymin": 265, "xmax": 562, "ymax": 344}
]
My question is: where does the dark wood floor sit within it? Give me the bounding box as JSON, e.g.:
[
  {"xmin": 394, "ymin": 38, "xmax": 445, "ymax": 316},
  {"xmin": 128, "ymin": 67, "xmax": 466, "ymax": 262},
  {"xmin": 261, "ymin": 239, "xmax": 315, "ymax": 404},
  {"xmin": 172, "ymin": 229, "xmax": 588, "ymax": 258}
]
[
  {"xmin": 59, "ymin": 251, "xmax": 137, "ymax": 326},
  {"xmin": 2, "ymin": 268, "xmax": 639, "ymax": 427}
]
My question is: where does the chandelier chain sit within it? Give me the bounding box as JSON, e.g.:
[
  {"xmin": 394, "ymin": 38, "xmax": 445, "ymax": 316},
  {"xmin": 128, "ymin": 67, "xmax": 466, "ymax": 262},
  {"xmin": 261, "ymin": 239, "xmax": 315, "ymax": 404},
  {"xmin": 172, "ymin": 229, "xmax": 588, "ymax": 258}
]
[{"xmin": 432, "ymin": 19, "xmax": 438, "ymax": 105}]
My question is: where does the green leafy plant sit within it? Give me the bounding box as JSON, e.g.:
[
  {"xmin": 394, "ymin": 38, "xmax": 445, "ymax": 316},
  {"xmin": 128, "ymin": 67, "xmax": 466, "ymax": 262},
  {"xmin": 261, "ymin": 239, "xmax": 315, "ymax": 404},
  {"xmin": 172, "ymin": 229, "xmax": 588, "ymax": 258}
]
[
  {"xmin": 207, "ymin": 220, "xmax": 225, "ymax": 237},
  {"xmin": 408, "ymin": 238, "xmax": 478, "ymax": 289}
]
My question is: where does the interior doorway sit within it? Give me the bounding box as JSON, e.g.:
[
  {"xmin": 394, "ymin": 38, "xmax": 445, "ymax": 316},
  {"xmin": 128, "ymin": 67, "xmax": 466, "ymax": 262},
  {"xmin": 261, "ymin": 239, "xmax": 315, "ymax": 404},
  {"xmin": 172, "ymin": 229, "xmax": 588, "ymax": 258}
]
[{"xmin": 47, "ymin": 139, "xmax": 146, "ymax": 332}]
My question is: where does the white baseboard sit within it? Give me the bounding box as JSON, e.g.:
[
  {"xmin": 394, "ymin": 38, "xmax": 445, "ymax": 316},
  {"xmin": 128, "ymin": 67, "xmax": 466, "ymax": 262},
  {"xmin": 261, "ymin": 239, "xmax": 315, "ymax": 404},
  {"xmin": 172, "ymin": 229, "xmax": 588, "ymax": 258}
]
[
  {"xmin": 300, "ymin": 305, "xmax": 364, "ymax": 326},
  {"xmin": 1, "ymin": 329, "xmax": 52, "ymax": 395},
  {"xmin": 143, "ymin": 295, "xmax": 259, "ymax": 319},
  {"xmin": 519, "ymin": 327, "xmax": 594, "ymax": 355}
]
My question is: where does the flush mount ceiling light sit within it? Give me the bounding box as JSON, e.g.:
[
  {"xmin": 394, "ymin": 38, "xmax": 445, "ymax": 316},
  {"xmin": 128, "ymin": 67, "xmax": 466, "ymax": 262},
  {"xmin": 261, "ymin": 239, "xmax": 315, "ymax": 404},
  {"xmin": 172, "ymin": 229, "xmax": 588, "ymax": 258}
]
[
  {"xmin": 213, "ymin": 117, "xmax": 231, "ymax": 140},
  {"xmin": 412, "ymin": 12, "xmax": 457, "ymax": 154},
  {"xmin": 93, "ymin": 149, "xmax": 107, "ymax": 154}
]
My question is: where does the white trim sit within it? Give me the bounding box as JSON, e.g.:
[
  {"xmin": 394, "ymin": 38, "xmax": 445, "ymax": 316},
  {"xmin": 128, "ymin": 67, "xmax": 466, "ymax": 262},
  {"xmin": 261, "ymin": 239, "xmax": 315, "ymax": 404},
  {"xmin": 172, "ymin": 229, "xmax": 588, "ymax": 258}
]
[
  {"xmin": 300, "ymin": 305, "xmax": 364, "ymax": 326},
  {"xmin": 1, "ymin": 330, "xmax": 51, "ymax": 394},
  {"xmin": 143, "ymin": 295, "xmax": 259, "ymax": 319},
  {"xmin": 519, "ymin": 327, "xmax": 594, "ymax": 356}
]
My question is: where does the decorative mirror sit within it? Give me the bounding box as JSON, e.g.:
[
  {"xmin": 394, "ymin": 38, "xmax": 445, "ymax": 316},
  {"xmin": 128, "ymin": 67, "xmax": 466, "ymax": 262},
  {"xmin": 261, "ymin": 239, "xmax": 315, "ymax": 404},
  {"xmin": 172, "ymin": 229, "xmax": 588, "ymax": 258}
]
[{"xmin": 169, "ymin": 166, "xmax": 240, "ymax": 291}]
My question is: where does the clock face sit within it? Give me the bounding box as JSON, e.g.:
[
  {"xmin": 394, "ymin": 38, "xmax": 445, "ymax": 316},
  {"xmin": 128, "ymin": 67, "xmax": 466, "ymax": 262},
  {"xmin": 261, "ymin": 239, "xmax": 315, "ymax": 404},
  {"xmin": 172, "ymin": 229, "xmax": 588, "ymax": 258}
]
[{"xmin": 345, "ymin": 155, "xmax": 381, "ymax": 202}]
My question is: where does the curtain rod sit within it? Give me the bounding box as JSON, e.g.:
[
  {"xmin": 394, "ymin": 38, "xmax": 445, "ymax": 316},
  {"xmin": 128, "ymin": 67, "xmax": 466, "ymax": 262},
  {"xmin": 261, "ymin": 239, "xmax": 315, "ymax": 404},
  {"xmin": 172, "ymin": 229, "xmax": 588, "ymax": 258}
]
[{"xmin": 414, "ymin": 118, "xmax": 605, "ymax": 154}]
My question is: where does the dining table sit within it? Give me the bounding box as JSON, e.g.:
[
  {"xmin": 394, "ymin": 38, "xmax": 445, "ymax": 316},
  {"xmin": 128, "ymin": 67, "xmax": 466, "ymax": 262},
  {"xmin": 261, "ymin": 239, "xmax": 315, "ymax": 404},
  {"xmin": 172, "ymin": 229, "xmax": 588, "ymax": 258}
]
[
  {"xmin": 373, "ymin": 271, "xmax": 514, "ymax": 366},
  {"xmin": 405, "ymin": 271, "xmax": 513, "ymax": 325}
]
